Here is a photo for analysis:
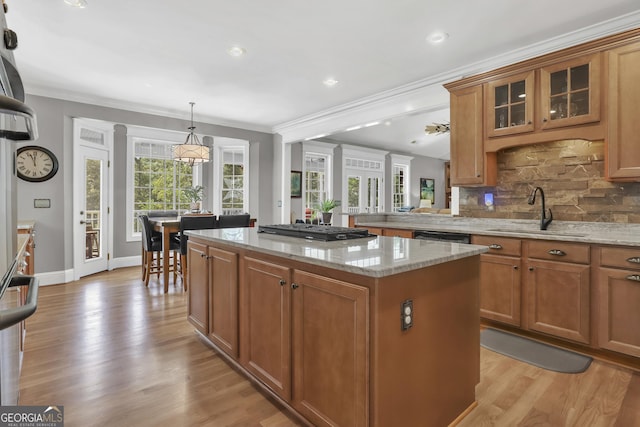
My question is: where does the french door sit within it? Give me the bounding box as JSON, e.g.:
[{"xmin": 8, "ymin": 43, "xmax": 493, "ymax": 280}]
[
  {"xmin": 346, "ymin": 172, "xmax": 383, "ymax": 215},
  {"xmin": 73, "ymin": 119, "xmax": 113, "ymax": 279}
]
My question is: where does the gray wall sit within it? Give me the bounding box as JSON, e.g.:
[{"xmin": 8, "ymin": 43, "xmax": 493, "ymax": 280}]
[
  {"xmin": 409, "ymin": 156, "xmax": 446, "ymax": 209},
  {"xmin": 18, "ymin": 94, "xmax": 275, "ymax": 274}
]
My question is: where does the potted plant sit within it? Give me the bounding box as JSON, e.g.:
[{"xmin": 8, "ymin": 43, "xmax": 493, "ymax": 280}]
[
  {"xmin": 317, "ymin": 199, "xmax": 338, "ymax": 225},
  {"xmin": 184, "ymin": 185, "xmax": 204, "ymax": 212}
]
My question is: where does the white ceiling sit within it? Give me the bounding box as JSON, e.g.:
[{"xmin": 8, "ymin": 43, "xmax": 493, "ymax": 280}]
[{"xmin": 7, "ymin": 0, "xmax": 640, "ymax": 159}]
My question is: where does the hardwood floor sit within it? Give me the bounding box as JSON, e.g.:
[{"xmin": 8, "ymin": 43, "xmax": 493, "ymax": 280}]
[{"xmin": 19, "ymin": 267, "xmax": 640, "ymax": 426}]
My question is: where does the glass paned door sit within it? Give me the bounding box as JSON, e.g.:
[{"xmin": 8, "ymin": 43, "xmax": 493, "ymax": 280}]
[
  {"xmin": 84, "ymin": 158, "xmax": 103, "ymax": 261},
  {"xmin": 345, "ymin": 172, "xmax": 383, "ymax": 214},
  {"xmin": 486, "ymin": 71, "xmax": 534, "ymax": 137}
]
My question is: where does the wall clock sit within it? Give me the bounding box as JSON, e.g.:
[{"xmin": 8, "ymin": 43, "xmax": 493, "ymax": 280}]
[{"xmin": 16, "ymin": 145, "xmax": 59, "ymax": 182}]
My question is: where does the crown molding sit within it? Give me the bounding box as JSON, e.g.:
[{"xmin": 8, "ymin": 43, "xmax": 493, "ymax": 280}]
[
  {"xmin": 25, "ymin": 85, "xmax": 273, "ymax": 134},
  {"xmin": 273, "ymin": 11, "xmax": 640, "ymax": 144}
]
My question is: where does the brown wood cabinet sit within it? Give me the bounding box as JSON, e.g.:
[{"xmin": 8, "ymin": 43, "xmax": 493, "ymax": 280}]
[
  {"xmin": 539, "ymin": 54, "xmax": 601, "ymax": 130},
  {"xmin": 291, "ymin": 270, "xmax": 369, "ymax": 427},
  {"xmin": 208, "ymin": 247, "xmax": 239, "ymax": 358},
  {"xmin": 187, "ymin": 241, "xmax": 239, "ymax": 358},
  {"xmin": 486, "ymin": 71, "xmax": 535, "ymax": 138},
  {"xmin": 597, "ymin": 246, "xmax": 640, "ymax": 357},
  {"xmin": 449, "ymin": 85, "xmax": 495, "ymax": 186},
  {"xmin": 187, "ymin": 240, "xmax": 209, "ymax": 335},
  {"xmin": 381, "ymin": 228, "xmax": 414, "ymax": 238},
  {"xmin": 606, "ymin": 40, "xmax": 640, "ymax": 181},
  {"xmin": 525, "ymin": 240, "xmax": 591, "ymax": 344},
  {"xmin": 241, "ymin": 257, "xmax": 292, "ymax": 400},
  {"xmin": 472, "ymin": 235, "xmax": 522, "ymax": 326}
]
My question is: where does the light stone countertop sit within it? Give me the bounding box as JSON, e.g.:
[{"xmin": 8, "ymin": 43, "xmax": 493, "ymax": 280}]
[
  {"xmin": 351, "ymin": 213, "xmax": 640, "ymax": 247},
  {"xmin": 186, "ymin": 227, "xmax": 488, "ymax": 278}
]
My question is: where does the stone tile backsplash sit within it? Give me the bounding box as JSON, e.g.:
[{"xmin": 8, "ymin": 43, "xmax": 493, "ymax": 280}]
[{"xmin": 459, "ymin": 140, "xmax": 640, "ymax": 223}]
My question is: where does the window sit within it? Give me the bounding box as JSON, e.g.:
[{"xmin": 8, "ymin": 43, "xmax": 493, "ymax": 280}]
[
  {"xmin": 213, "ymin": 138, "xmax": 249, "ymax": 215},
  {"xmin": 126, "ymin": 126, "xmax": 201, "ymax": 240},
  {"xmin": 221, "ymin": 148, "xmax": 245, "ymax": 214},
  {"xmin": 390, "ymin": 154, "xmax": 413, "ymax": 212},
  {"xmin": 302, "ymin": 141, "xmax": 336, "ymax": 210}
]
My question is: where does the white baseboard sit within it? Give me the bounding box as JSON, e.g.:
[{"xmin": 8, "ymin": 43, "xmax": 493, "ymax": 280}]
[{"xmin": 35, "ymin": 256, "xmax": 142, "ymax": 285}]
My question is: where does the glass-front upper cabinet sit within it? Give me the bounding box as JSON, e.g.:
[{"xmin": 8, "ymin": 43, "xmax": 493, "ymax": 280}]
[
  {"xmin": 540, "ymin": 54, "xmax": 601, "ymax": 130},
  {"xmin": 486, "ymin": 71, "xmax": 534, "ymax": 137}
]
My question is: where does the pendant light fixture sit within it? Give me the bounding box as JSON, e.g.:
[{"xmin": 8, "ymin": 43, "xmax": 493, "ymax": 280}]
[{"xmin": 173, "ymin": 102, "xmax": 210, "ymax": 166}]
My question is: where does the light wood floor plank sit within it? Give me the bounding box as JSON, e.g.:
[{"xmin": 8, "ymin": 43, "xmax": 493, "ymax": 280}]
[{"xmin": 18, "ymin": 267, "xmax": 640, "ymax": 426}]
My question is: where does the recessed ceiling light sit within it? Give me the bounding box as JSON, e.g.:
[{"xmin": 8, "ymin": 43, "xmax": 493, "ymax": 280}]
[
  {"xmin": 364, "ymin": 121, "xmax": 380, "ymax": 127},
  {"xmin": 426, "ymin": 32, "xmax": 449, "ymax": 45},
  {"xmin": 323, "ymin": 78, "xmax": 339, "ymax": 87},
  {"xmin": 345, "ymin": 125, "xmax": 362, "ymax": 132},
  {"xmin": 304, "ymin": 134, "xmax": 327, "ymax": 140},
  {"xmin": 227, "ymin": 46, "xmax": 246, "ymax": 57},
  {"xmin": 64, "ymin": 0, "xmax": 87, "ymax": 8}
]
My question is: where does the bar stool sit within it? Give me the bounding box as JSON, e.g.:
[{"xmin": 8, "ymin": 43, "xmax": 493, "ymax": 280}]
[{"xmin": 138, "ymin": 215, "xmax": 180, "ymax": 288}]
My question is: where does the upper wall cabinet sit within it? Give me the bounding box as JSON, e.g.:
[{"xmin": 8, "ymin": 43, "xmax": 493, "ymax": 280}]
[
  {"xmin": 486, "ymin": 71, "xmax": 535, "ymax": 138},
  {"xmin": 539, "ymin": 54, "xmax": 601, "ymax": 130},
  {"xmin": 606, "ymin": 40, "xmax": 640, "ymax": 181}
]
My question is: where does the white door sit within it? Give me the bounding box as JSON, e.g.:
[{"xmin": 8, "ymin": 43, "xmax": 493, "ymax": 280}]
[
  {"xmin": 73, "ymin": 119, "xmax": 113, "ymax": 279},
  {"xmin": 346, "ymin": 172, "xmax": 383, "ymax": 214}
]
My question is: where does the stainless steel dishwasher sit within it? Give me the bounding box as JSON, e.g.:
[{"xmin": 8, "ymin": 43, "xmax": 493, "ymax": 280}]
[{"xmin": 413, "ymin": 230, "xmax": 471, "ymax": 244}]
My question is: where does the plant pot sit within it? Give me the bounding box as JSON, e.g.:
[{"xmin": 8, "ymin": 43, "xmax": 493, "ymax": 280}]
[
  {"xmin": 321, "ymin": 212, "xmax": 332, "ymax": 225},
  {"xmin": 190, "ymin": 201, "xmax": 201, "ymax": 213}
]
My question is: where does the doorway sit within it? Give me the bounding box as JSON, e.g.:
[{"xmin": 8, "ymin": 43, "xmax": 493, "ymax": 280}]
[{"xmin": 73, "ymin": 119, "xmax": 113, "ymax": 279}]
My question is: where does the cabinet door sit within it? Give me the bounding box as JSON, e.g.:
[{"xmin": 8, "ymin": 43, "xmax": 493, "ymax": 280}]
[
  {"xmin": 291, "ymin": 270, "xmax": 369, "ymax": 427},
  {"xmin": 208, "ymin": 247, "xmax": 239, "ymax": 358},
  {"xmin": 479, "ymin": 254, "xmax": 521, "ymax": 326},
  {"xmin": 606, "ymin": 41, "xmax": 640, "ymax": 180},
  {"xmin": 450, "ymin": 85, "xmax": 490, "ymax": 185},
  {"xmin": 539, "ymin": 54, "xmax": 601, "ymax": 130},
  {"xmin": 598, "ymin": 267, "xmax": 640, "ymax": 357},
  {"xmin": 486, "ymin": 71, "xmax": 534, "ymax": 137},
  {"xmin": 241, "ymin": 257, "xmax": 292, "ymax": 400},
  {"xmin": 526, "ymin": 259, "xmax": 590, "ymax": 344},
  {"xmin": 187, "ymin": 240, "xmax": 209, "ymax": 335}
]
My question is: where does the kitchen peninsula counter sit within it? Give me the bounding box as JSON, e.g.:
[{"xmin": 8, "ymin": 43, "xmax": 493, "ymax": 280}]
[{"xmin": 186, "ymin": 228, "xmax": 487, "ymax": 427}]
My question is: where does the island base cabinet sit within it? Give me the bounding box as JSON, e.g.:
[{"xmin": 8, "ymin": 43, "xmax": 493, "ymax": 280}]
[
  {"xmin": 291, "ymin": 270, "xmax": 369, "ymax": 427},
  {"xmin": 598, "ymin": 268, "xmax": 640, "ymax": 357},
  {"xmin": 208, "ymin": 247, "xmax": 239, "ymax": 358},
  {"xmin": 187, "ymin": 240, "xmax": 209, "ymax": 335},
  {"xmin": 241, "ymin": 257, "xmax": 292, "ymax": 400}
]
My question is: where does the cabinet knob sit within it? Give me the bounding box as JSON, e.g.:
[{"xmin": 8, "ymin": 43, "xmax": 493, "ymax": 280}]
[
  {"xmin": 488, "ymin": 244, "xmax": 503, "ymax": 250},
  {"xmin": 513, "ymin": 266, "xmax": 519, "ymax": 270},
  {"xmin": 542, "ymin": 118, "xmax": 548, "ymax": 123},
  {"xmin": 291, "ymin": 283, "xmax": 299, "ymax": 290},
  {"xmin": 279, "ymin": 279, "xmax": 286, "ymax": 286},
  {"xmin": 528, "ymin": 120, "xmax": 532, "ymax": 125},
  {"xmin": 476, "ymin": 174, "xmax": 481, "ymax": 178},
  {"xmin": 529, "ymin": 267, "xmax": 534, "ymax": 271}
]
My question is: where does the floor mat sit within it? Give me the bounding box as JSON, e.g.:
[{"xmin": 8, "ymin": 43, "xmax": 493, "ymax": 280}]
[{"xmin": 480, "ymin": 328, "xmax": 592, "ymax": 373}]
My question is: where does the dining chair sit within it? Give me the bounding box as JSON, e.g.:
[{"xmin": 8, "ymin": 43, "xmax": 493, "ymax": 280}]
[
  {"xmin": 217, "ymin": 213, "xmax": 251, "ymax": 229},
  {"xmin": 138, "ymin": 214, "xmax": 180, "ymax": 287},
  {"xmin": 176, "ymin": 215, "xmax": 217, "ymax": 290}
]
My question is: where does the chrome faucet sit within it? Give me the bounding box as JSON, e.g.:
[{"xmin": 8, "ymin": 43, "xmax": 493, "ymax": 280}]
[{"xmin": 527, "ymin": 187, "xmax": 553, "ymax": 230}]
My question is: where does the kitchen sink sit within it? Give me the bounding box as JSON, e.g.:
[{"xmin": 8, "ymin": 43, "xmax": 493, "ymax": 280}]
[{"xmin": 486, "ymin": 229, "xmax": 585, "ymax": 238}]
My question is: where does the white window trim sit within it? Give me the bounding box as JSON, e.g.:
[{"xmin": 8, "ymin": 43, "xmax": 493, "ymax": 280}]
[
  {"xmin": 341, "ymin": 144, "xmax": 387, "ymax": 219},
  {"xmin": 212, "ymin": 137, "xmax": 250, "ymax": 215},
  {"xmin": 390, "ymin": 154, "xmax": 413, "ymax": 211},
  {"xmin": 125, "ymin": 125, "xmax": 201, "ymax": 242},
  {"xmin": 302, "ymin": 141, "xmax": 336, "ymax": 204}
]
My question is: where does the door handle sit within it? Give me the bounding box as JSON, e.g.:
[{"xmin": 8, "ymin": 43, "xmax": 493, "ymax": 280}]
[
  {"xmin": 80, "ymin": 220, "xmax": 86, "ymax": 225},
  {"xmin": 488, "ymin": 244, "xmax": 503, "ymax": 250},
  {"xmin": 279, "ymin": 279, "xmax": 286, "ymax": 286},
  {"xmin": 291, "ymin": 283, "xmax": 299, "ymax": 290}
]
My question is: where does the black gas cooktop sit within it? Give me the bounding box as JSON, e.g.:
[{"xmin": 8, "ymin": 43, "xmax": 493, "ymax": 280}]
[{"xmin": 258, "ymin": 224, "xmax": 374, "ymax": 241}]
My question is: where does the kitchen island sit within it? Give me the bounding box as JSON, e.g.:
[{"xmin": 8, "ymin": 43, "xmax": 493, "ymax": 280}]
[{"xmin": 185, "ymin": 227, "xmax": 487, "ymax": 427}]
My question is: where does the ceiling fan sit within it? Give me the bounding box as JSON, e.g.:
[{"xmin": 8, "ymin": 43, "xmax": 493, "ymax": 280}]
[{"xmin": 425, "ymin": 122, "xmax": 450, "ymax": 134}]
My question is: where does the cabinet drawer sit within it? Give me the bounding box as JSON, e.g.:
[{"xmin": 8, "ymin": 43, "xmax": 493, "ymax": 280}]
[
  {"xmin": 527, "ymin": 240, "xmax": 590, "ymax": 264},
  {"xmin": 599, "ymin": 246, "xmax": 640, "ymax": 270},
  {"xmin": 472, "ymin": 235, "xmax": 521, "ymax": 256},
  {"xmin": 382, "ymin": 228, "xmax": 414, "ymax": 238}
]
